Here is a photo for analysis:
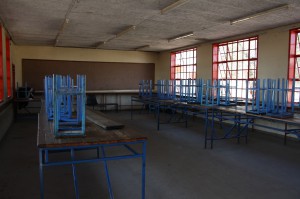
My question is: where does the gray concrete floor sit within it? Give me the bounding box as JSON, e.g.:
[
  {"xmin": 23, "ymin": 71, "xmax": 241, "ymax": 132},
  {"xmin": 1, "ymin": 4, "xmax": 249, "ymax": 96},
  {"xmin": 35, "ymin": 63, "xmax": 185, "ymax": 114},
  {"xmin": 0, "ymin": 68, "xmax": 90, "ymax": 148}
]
[{"xmin": 0, "ymin": 111, "xmax": 300, "ymax": 199}]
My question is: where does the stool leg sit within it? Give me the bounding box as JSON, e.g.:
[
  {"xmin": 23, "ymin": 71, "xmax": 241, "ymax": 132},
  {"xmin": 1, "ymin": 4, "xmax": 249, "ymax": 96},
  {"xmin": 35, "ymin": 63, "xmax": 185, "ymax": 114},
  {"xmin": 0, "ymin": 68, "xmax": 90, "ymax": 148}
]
[{"xmin": 71, "ymin": 149, "xmax": 80, "ymax": 199}]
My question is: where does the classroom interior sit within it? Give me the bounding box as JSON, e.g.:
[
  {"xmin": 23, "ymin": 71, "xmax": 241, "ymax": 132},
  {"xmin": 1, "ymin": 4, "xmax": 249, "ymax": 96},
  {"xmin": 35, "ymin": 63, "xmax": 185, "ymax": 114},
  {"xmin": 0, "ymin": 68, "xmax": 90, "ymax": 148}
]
[{"xmin": 0, "ymin": 0, "xmax": 300, "ymax": 199}]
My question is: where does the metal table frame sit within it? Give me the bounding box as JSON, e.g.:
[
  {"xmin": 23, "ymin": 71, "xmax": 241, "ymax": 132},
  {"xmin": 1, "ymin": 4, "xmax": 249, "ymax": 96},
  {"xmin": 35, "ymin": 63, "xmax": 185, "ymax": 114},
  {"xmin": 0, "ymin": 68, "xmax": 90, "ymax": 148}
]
[
  {"xmin": 39, "ymin": 141, "xmax": 147, "ymax": 199},
  {"xmin": 205, "ymin": 106, "xmax": 300, "ymax": 148},
  {"xmin": 38, "ymin": 102, "xmax": 147, "ymax": 199},
  {"xmin": 131, "ymin": 96, "xmax": 204, "ymax": 130}
]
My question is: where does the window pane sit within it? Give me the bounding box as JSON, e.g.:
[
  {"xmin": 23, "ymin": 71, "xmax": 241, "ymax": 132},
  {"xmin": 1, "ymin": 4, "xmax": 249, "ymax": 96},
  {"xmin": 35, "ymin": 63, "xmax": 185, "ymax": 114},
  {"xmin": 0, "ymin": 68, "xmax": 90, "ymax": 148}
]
[
  {"xmin": 242, "ymin": 61, "xmax": 248, "ymax": 70},
  {"xmin": 219, "ymin": 63, "xmax": 226, "ymax": 70},
  {"xmin": 250, "ymin": 40, "xmax": 256, "ymax": 49},
  {"xmin": 295, "ymin": 58, "xmax": 300, "ymax": 79},
  {"xmin": 213, "ymin": 37, "xmax": 258, "ymax": 98},
  {"xmin": 243, "ymin": 41, "xmax": 249, "ymax": 50},
  {"xmin": 187, "ymin": 65, "xmax": 193, "ymax": 72},
  {"xmin": 249, "ymin": 61, "xmax": 256, "ymax": 69},
  {"xmin": 249, "ymin": 70, "xmax": 256, "ymax": 79},
  {"xmin": 171, "ymin": 48, "xmax": 196, "ymax": 81},
  {"xmin": 231, "ymin": 62, "xmax": 237, "ymax": 70},
  {"xmin": 296, "ymin": 34, "xmax": 300, "ymax": 55},
  {"xmin": 250, "ymin": 50, "xmax": 257, "ymax": 58},
  {"xmin": 231, "ymin": 71, "xmax": 237, "ymax": 79}
]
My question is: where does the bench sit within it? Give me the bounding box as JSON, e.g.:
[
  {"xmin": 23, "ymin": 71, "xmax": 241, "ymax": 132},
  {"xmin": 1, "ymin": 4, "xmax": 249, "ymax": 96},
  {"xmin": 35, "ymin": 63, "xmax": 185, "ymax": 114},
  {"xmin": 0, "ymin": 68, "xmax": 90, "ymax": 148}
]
[
  {"xmin": 85, "ymin": 109, "xmax": 124, "ymax": 130},
  {"xmin": 86, "ymin": 94, "xmax": 118, "ymax": 112}
]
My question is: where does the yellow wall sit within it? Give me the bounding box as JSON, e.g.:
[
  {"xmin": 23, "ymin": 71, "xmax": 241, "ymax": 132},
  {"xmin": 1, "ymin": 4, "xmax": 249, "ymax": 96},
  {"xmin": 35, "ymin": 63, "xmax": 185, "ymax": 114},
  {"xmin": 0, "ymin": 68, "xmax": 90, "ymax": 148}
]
[
  {"xmin": 156, "ymin": 51, "xmax": 170, "ymax": 81},
  {"xmin": 258, "ymin": 27, "xmax": 290, "ymax": 79},
  {"xmin": 10, "ymin": 22, "xmax": 300, "ymax": 86},
  {"xmin": 197, "ymin": 43, "xmax": 212, "ymax": 79},
  {"xmin": 154, "ymin": 23, "xmax": 300, "ymax": 81},
  {"xmin": 11, "ymin": 45, "xmax": 159, "ymax": 86}
]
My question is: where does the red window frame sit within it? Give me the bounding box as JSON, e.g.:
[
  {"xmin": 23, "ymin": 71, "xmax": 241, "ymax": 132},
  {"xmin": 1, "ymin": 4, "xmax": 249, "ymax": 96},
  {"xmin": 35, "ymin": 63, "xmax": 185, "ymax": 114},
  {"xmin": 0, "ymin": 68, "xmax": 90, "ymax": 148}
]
[
  {"xmin": 212, "ymin": 36, "xmax": 258, "ymax": 99},
  {"xmin": 0, "ymin": 26, "xmax": 3, "ymax": 102},
  {"xmin": 288, "ymin": 28, "xmax": 300, "ymax": 103},
  {"xmin": 6, "ymin": 35, "xmax": 11, "ymax": 98},
  {"xmin": 170, "ymin": 48, "xmax": 196, "ymax": 80}
]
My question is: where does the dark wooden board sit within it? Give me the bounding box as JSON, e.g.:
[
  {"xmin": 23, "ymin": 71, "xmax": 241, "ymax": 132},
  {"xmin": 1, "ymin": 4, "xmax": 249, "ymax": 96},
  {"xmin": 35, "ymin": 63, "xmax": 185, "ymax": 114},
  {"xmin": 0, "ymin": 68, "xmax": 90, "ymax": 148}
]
[
  {"xmin": 86, "ymin": 109, "xmax": 124, "ymax": 130},
  {"xmin": 37, "ymin": 105, "xmax": 146, "ymax": 148},
  {"xmin": 22, "ymin": 59, "xmax": 155, "ymax": 91}
]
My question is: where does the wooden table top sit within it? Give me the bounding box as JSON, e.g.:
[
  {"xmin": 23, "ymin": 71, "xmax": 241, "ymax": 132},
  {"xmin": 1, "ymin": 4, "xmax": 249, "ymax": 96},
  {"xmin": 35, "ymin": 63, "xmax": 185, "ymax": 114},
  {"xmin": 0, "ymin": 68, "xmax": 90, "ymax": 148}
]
[
  {"xmin": 37, "ymin": 105, "xmax": 147, "ymax": 148},
  {"xmin": 215, "ymin": 106, "xmax": 300, "ymax": 124}
]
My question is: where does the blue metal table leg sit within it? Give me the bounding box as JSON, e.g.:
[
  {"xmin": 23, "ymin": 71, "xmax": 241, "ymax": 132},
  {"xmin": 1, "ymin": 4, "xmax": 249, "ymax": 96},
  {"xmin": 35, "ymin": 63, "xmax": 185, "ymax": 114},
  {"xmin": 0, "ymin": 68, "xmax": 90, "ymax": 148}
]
[
  {"xmin": 211, "ymin": 109, "xmax": 215, "ymax": 149},
  {"xmin": 142, "ymin": 141, "xmax": 147, "ymax": 199},
  {"xmin": 204, "ymin": 109, "xmax": 209, "ymax": 149},
  {"xmin": 101, "ymin": 146, "xmax": 114, "ymax": 199},
  {"xmin": 39, "ymin": 149, "xmax": 44, "ymax": 199},
  {"xmin": 71, "ymin": 149, "xmax": 80, "ymax": 199}
]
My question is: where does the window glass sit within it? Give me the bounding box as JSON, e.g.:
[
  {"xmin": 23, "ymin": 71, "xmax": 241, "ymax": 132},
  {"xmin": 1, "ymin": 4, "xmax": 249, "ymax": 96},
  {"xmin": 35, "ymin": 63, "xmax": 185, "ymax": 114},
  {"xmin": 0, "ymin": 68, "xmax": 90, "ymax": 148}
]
[{"xmin": 213, "ymin": 36, "xmax": 258, "ymax": 98}]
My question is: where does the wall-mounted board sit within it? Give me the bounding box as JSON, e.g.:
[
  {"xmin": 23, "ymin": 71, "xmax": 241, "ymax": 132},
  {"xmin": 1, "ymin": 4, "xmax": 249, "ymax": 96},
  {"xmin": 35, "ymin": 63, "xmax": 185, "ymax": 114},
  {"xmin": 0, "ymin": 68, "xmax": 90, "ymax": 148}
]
[{"xmin": 22, "ymin": 59, "xmax": 155, "ymax": 90}]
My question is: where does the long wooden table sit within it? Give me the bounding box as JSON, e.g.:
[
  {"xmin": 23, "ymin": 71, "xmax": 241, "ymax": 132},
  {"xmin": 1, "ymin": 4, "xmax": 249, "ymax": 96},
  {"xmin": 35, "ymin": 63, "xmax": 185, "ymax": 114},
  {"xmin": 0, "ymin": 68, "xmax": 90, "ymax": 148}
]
[
  {"xmin": 206, "ymin": 105, "xmax": 300, "ymax": 148},
  {"xmin": 131, "ymin": 95, "xmax": 300, "ymax": 149},
  {"xmin": 37, "ymin": 105, "xmax": 147, "ymax": 199},
  {"xmin": 131, "ymin": 95, "xmax": 210, "ymax": 130}
]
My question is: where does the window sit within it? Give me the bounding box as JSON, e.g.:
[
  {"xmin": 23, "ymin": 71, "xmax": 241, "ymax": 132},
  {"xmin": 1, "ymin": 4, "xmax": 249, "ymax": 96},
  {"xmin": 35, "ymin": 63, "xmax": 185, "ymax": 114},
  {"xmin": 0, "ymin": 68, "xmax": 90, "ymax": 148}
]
[
  {"xmin": 0, "ymin": 26, "xmax": 3, "ymax": 102},
  {"xmin": 6, "ymin": 35, "xmax": 11, "ymax": 98},
  {"xmin": 170, "ymin": 48, "xmax": 196, "ymax": 95},
  {"xmin": 171, "ymin": 48, "xmax": 196, "ymax": 80},
  {"xmin": 213, "ymin": 36, "xmax": 258, "ymax": 99},
  {"xmin": 288, "ymin": 28, "xmax": 300, "ymax": 103}
]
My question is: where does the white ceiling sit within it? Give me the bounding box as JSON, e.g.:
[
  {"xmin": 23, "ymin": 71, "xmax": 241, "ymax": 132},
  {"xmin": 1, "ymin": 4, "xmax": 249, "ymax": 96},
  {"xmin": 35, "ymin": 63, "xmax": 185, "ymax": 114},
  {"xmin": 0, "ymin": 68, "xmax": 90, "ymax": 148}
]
[{"xmin": 0, "ymin": 0, "xmax": 300, "ymax": 52}]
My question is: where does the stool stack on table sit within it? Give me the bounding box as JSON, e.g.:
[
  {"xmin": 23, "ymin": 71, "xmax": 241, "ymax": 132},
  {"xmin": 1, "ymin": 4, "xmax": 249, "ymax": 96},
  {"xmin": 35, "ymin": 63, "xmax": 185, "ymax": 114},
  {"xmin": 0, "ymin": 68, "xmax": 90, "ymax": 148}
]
[{"xmin": 38, "ymin": 74, "xmax": 147, "ymax": 199}]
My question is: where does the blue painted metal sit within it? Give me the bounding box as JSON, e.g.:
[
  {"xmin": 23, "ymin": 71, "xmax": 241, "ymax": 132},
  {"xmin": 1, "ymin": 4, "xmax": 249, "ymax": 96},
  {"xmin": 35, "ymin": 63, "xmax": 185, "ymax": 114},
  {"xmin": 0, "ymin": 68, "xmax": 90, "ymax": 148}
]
[
  {"xmin": 71, "ymin": 149, "xmax": 80, "ymax": 199},
  {"xmin": 201, "ymin": 79, "xmax": 218, "ymax": 106},
  {"xmin": 205, "ymin": 108, "xmax": 254, "ymax": 149},
  {"xmin": 101, "ymin": 146, "xmax": 114, "ymax": 199},
  {"xmin": 246, "ymin": 79, "xmax": 268, "ymax": 114},
  {"xmin": 156, "ymin": 80, "xmax": 176, "ymax": 100},
  {"xmin": 216, "ymin": 79, "xmax": 237, "ymax": 106},
  {"xmin": 246, "ymin": 78, "xmax": 295, "ymax": 117},
  {"xmin": 195, "ymin": 79, "xmax": 204, "ymax": 104},
  {"xmin": 47, "ymin": 74, "xmax": 86, "ymax": 137},
  {"xmin": 139, "ymin": 80, "xmax": 153, "ymax": 97},
  {"xmin": 44, "ymin": 76, "xmax": 54, "ymax": 120},
  {"xmin": 39, "ymin": 140, "xmax": 147, "ymax": 199},
  {"xmin": 178, "ymin": 79, "xmax": 197, "ymax": 102},
  {"xmin": 266, "ymin": 78, "xmax": 295, "ymax": 118}
]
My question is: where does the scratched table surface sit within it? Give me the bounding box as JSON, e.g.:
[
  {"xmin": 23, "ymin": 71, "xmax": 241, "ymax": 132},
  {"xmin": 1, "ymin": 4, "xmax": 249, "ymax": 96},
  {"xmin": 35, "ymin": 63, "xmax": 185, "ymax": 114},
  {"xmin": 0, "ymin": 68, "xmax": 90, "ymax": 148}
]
[
  {"xmin": 37, "ymin": 105, "xmax": 147, "ymax": 148},
  {"xmin": 215, "ymin": 105, "xmax": 300, "ymax": 124}
]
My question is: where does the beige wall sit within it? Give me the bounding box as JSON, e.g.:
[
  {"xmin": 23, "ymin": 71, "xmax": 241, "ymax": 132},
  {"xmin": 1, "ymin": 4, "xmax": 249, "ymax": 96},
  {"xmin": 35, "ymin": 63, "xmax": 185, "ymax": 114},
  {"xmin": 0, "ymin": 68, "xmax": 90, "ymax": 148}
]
[
  {"xmin": 10, "ymin": 23, "xmax": 300, "ymax": 86},
  {"xmin": 154, "ymin": 23, "xmax": 300, "ymax": 81},
  {"xmin": 258, "ymin": 27, "xmax": 290, "ymax": 79},
  {"xmin": 11, "ymin": 45, "xmax": 159, "ymax": 86},
  {"xmin": 155, "ymin": 45, "xmax": 213, "ymax": 81},
  {"xmin": 197, "ymin": 44, "xmax": 212, "ymax": 79},
  {"xmin": 155, "ymin": 51, "xmax": 170, "ymax": 81}
]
